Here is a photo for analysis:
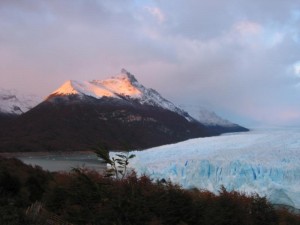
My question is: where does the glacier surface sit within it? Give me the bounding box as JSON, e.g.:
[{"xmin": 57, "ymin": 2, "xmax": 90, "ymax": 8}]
[{"xmin": 126, "ymin": 129, "xmax": 300, "ymax": 209}]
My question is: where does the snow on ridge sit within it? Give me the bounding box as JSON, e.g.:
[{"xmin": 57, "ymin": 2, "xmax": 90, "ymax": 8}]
[
  {"xmin": 197, "ymin": 109, "xmax": 236, "ymax": 127},
  {"xmin": 92, "ymin": 72, "xmax": 142, "ymax": 98},
  {"xmin": 0, "ymin": 88, "xmax": 41, "ymax": 114},
  {"xmin": 114, "ymin": 71, "xmax": 194, "ymax": 121},
  {"xmin": 52, "ymin": 80, "xmax": 118, "ymax": 98},
  {"xmin": 51, "ymin": 70, "xmax": 193, "ymax": 120},
  {"xmin": 127, "ymin": 128, "xmax": 300, "ymax": 209},
  {"xmin": 52, "ymin": 80, "xmax": 80, "ymax": 95},
  {"xmin": 180, "ymin": 104, "xmax": 238, "ymax": 127},
  {"xmin": 52, "ymin": 71, "xmax": 145, "ymax": 99}
]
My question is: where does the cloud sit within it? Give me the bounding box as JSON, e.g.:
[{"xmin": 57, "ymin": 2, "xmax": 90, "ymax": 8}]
[
  {"xmin": 234, "ymin": 21, "xmax": 263, "ymax": 35},
  {"xmin": 0, "ymin": 0, "xmax": 300, "ymax": 126},
  {"xmin": 292, "ymin": 61, "xmax": 300, "ymax": 77},
  {"xmin": 145, "ymin": 6, "xmax": 165, "ymax": 23}
]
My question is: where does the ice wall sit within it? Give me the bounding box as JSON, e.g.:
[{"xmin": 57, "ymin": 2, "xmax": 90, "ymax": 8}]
[{"xmin": 126, "ymin": 129, "xmax": 300, "ymax": 209}]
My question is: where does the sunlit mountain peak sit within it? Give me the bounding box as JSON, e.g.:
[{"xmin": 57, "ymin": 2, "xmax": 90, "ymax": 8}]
[
  {"xmin": 48, "ymin": 70, "xmax": 192, "ymax": 120},
  {"xmin": 52, "ymin": 80, "xmax": 118, "ymax": 98},
  {"xmin": 53, "ymin": 80, "xmax": 80, "ymax": 95},
  {"xmin": 52, "ymin": 70, "xmax": 145, "ymax": 99},
  {"xmin": 92, "ymin": 70, "xmax": 142, "ymax": 97}
]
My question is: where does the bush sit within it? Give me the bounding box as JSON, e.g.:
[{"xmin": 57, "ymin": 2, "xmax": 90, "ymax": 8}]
[{"xmin": 1, "ymin": 156, "xmax": 300, "ymax": 225}]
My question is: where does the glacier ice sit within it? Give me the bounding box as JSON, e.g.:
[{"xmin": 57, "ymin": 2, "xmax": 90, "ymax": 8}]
[{"xmin": 125, "ymin": 128, "xmax": 300, "ymax": 209}]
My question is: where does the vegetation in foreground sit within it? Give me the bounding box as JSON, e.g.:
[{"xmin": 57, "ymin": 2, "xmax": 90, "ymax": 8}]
[{"xmin": 0, "ymin": 156, "xmax": 300, "ymax": 225}]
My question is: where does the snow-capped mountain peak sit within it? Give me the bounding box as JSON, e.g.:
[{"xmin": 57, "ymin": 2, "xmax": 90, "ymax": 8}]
[
  {"xmin": 52, "ymin": 80, "xmax": 118, "ymax": 98},
  {"xmin": 0, "ymin": 88, "xmax": 41, "ymax": 115},
  {"xmin": 50, "ymin": 70, "xmax": 193, "ymax": 120},
  {"xmin": 120, "ymin": 68, "xmax": 139, "ymax": 83},
  {"xmin": 52, "ymin": 70, "xmax": 143, "ymax": 99},
  {"xmin": 180, "ymin": 104, "xmax": 238, "ymax": 127},
  {"xmin": 91, "ymin": 69, "xmax": 142, "ymax": 98},
  {"xmin": 53, "ymin": 80, "xmax": 80, "ymax": 95}
]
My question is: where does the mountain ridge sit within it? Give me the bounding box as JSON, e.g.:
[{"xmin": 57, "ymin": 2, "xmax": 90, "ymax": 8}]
[
  {"xmin": 0, "ymin": 88, "xmax": 41, "ymax": 115},
  {"xmin": 48, "ymin": 69, "xmax": 194, "ymax": 121},
  {"xmin": 0, "ymin": 70, "xmax": 248, "ymax": 152}
]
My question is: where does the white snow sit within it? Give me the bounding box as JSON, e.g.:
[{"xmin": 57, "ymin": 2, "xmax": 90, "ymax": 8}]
[
  {"xmin": 125, "ymin": 128, "xmax": 300, "ymax": 209},
  {"xmin": 0, "ymin": 88, "xmax": 42, "ymax": 114},
  {"xmin": 180, "ymin": 104, "xmax": 237, "ymax": 127},
  {"xmin": 52, "ymin": 80, "xmax": 119, "ymax": 98},
  {"xmin": 92, "ymin": 74, "xmax": 142, "ymax": 97},
  {"xmin": 52, "ymin": 69, "xmax": 193, "ymax": 120}
]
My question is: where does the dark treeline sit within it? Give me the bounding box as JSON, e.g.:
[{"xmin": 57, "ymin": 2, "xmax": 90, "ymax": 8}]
[{"xmin": 0, "ymin": 156, "xmax": 299, "ymax": 225}]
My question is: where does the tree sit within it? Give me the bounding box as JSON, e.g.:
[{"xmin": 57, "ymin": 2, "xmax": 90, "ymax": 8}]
[{"xmin": 94, "ymin": 146, "xmax": 135, "ymax": 180}]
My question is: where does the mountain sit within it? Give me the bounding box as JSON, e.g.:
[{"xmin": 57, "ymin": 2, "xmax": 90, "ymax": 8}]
[
  {"xmin": 48, "ymin": 69, "xmax": 195, "ymax": 121},
  {"xmin": 128, "ymin": 128, "xmax": 300, "ymax": 209},
  {"xmin": 180, "ymin": 105, "xmax": 247, "ymax": 133},
  {"xmin": 0, "ymin": 89, "xmax": 41, "ymax": 125},
  {"xmin": 0, "ymin": 69, "xmax": 248, "ymax": 152},
  {"xmin": 0, "ymin": 89, "xmax": 41, "ymax": 115}
]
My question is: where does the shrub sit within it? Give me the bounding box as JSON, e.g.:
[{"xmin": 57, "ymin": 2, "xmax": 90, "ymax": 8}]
[{"xmin": 1, "ymin": 156, "xmax": 300, "ymax": 225}]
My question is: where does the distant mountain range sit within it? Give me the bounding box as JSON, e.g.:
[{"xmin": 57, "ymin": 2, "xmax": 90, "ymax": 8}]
[
  {"xmin": 0, "ymin": 89, "xmax": 41, "ymax": 115},
  {"xmin": 0, "ymin": 69, "xmax": 248, "ymax": 152},
  {"xmin": 0, "ymin": 88, "xmax": 41, "ymax": 125},
  {"xmin": 179, "ymin": 105, "xmax": 246, "ymax": 134}
]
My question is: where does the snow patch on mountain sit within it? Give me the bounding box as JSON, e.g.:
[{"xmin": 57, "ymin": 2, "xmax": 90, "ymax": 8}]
[
  {"xmin": 52, "ymin": 80, "xmax": 119, "ymax": 98},
  {"xmin": 52, "ymin": 69, "xmax": 194, "ymax": 121},
  {"xmin": 126, "ymin": 128, "xmax": 300, "ymax": 209},
  {"xmin": 0, "ymin": 89, "xmax": 41, "ymax": 115},
  {"xmin": 92, "ymin": 71, "xmax": 142, "ymax": 97},
  {"xmin": 180, "ymin": 105, "xmax": 238, "ymax": 127}
]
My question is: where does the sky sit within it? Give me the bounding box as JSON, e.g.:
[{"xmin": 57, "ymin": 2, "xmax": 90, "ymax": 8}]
[{"xmin": 1, "ymin": 0, "xmax": 300, "ymax": 127}]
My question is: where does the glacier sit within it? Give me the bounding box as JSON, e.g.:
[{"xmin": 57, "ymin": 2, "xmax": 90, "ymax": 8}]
[{"xmin": 125, "ymin": 128, "xmax": 300, "ymax": 209}]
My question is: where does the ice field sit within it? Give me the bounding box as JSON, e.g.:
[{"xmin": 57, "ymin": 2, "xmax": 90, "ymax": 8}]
[{"xmin": 127, "ymin": 128, "xmax": 300, "ymax": 209}]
